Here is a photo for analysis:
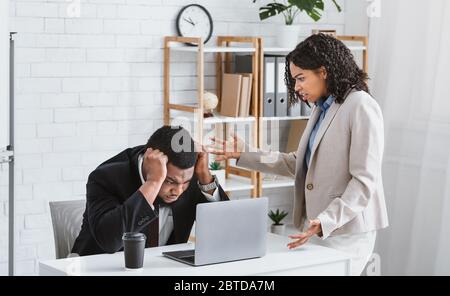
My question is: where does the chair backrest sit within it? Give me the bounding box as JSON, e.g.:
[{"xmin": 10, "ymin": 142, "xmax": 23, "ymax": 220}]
[{"xmin": 49, "ymin": 200, "xmax": 85, "ymax": 259}]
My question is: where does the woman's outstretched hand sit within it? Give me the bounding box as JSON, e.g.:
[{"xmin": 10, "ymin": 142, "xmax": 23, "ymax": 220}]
[
  {"xmin": 287, "ymin": 219, "xmax": 322, "ymax": 249},
  {"xmin": 206, "ymin": 134, "xmax": 245, "ymax": 161}
]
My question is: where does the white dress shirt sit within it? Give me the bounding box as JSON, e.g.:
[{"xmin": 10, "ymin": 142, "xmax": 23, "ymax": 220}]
[{"xmin": 138, "ymin": 154, "xmax": 220, "ymax": 246}]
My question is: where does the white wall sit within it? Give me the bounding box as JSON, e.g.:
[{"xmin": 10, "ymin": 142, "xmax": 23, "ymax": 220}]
[
  {"xmin": 0, "ymin": 0, "xmax": 9, "ymax": 150},
  {"xmin": 0, "ymin": 0, "xmax": 10, "ymax": 277},
  {"xmin": 0, "ymin": 0, "xmax": 359, "ymax": 275},
  {"xmin": 344, "ymin": 0, "xmax": 369, "ymax": 35}
]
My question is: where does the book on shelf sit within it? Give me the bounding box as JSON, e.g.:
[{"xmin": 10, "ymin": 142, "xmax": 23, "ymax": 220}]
[
  {"xmin": 219, "ymin": 72, "xmax": 253, "ymax": 118},
  {"xmin": 220, "ymin": 73, "xmax": 242, "ymax": 117},
  {"xmin": 239, "ymin": 73, "xmax": 252, "ymax": 117}
]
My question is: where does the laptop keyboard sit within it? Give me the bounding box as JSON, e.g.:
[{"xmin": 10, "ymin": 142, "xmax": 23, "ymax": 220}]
[
  {"xmin": 169, "ymin": 250, "xmax": 195, "ymax": 264},
  {"xmin": 181, "ymin": 255, "xmax": 195, "ymax": 264},
  {"xmin": 172, "ymin": 249, "xmax": 195, "ymax": 257}
]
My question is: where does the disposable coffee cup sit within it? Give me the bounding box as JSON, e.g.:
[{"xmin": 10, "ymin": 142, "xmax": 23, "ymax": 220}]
[{"xmin": 122, "ymin": 232, "xmax": 146, "ymax": 269}]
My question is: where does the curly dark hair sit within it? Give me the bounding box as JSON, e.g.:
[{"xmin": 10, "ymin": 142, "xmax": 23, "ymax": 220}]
[
  {"xmin": 285, "ymin": 33, "xmax": 369, "ymax": 106},
  {"xmin": 145, "ymin": 125, "xmax": 197, "ymax": 169}
]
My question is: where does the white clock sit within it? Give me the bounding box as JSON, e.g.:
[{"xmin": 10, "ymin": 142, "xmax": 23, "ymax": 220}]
[{"xmin": 176, "ymin": 4, "xmax": 213, "ymax": 45}]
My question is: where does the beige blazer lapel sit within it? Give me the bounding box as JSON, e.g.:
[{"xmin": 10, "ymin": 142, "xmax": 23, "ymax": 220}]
[
  {"xmin": 308, "ymin": 101, "xmax": 341, "ymax": 165},
  {"xmin": 296, "ymin": 105, "xmax": 320, "ymax": 171},
  {"xmin": 308, "ymin": 89, "xmax": 355, "ymax": 166}
]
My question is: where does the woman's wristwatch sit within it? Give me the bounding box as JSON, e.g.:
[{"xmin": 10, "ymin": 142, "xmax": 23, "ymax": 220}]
[{"xmin": 198, "ymin": 175, "xmax": 219, "ymax": 192}]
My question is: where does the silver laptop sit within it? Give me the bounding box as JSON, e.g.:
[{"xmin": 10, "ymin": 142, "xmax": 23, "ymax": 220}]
[{"xmin": 162, "ymin": 197, "xmax": 268, "ymax": 266}]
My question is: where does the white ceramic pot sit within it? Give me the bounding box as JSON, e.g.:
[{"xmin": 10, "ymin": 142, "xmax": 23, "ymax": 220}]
[
  {"xmin": 211, "ymin": 169, "xmax": 226, "ymax": 186},
  {"xmin": 270, "ymin": 224, "xmax": 286, "ymax": 236},
  {"xmin": 276, "ymin": 24, "xmax": 301, "ymax": 49}
]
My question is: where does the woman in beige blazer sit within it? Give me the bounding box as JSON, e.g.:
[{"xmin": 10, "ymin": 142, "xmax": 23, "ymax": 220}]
[{"xmin": 210, "ymin": 34, "xmax": 389, "ymax": 275}]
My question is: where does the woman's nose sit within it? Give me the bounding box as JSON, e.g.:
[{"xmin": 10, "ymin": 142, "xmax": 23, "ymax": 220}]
[{"xmin": 295, "ymin": 81, "xmax": 302, "ymax": 92}]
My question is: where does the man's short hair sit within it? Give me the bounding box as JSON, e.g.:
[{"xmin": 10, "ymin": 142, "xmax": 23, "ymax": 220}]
[{"xmin": 145, "ymin": 126, "xmax": 197, "ymax": 169}]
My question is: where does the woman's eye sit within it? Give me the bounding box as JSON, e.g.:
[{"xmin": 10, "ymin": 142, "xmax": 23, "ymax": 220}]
[{"xmin": 296, "ymin": 77, "xmax": 305, "ymax": 82}]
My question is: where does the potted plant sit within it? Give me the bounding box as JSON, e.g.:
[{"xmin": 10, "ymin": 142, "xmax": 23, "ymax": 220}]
[
  {"xmin": 268, "ymin": 209, "xmax": 289, "ymax": 235},
  {"xmin": 209, "ymin": 161, "xmax": 226, "ymax": 185},
  {"xmin": 252, "ymin": 0, "xmax": 342, "ymax": 48}
]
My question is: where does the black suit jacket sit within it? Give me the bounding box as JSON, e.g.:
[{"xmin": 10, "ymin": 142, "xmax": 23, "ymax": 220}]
[{"xmin": 71, "ymin": 145, "xmax": 229, "ymax": 256}]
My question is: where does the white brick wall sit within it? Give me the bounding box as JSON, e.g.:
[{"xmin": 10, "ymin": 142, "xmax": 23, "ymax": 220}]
[
  {"xmin": 15, "ymin": 2, "xmax": 59, "ymax": 18},
  {"xmin": 0, "ymin": 0, "xmax": 367, "ymax": 275}
]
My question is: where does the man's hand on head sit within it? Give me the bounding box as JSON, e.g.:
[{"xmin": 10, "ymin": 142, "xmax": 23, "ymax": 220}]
[
  {"xmin": 194, "ymin": 143, "xmax": 213, "ymax": 185},
  {"xmin": 139, "ymin": 148, "xmax": 168, "ymax": 206},
  {"xmin": 143, "ymin": 148, "xmax": 168, "ymax": 184}
]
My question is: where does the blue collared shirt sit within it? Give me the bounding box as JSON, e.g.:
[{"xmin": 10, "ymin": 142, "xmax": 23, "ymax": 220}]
[{"xmin": 305, "ymin": 95, "xmax": 335, "ymax": 168}]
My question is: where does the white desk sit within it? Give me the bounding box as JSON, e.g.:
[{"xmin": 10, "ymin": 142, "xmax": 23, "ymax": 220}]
[{"xmin": 39, "ymin": 233, "xmax": 350, "ymax": 276}]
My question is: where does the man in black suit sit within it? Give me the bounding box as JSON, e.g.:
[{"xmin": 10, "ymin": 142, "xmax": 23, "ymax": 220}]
[{"xmin": 72, "ymin": 126, "xmax": 229, "ymax": 256}]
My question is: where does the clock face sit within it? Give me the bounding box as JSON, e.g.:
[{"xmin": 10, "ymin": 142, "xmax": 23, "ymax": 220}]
[{"xmin": 176, "ymin": 4, "xmax": 213, "ymax": 44}]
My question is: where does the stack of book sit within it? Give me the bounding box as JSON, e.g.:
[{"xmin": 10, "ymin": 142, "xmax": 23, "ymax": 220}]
[{"xmin": 219, "ymin": 73, "xmax": 253, "ymax": 117}]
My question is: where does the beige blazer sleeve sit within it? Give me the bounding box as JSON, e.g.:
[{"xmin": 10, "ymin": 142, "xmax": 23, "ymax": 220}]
[
  {"xmin": 236, "ymin": 150, "xmax": 297, "ymax": 178},
  {"xmin": 317, "ymin": 97, "xmax": 385, "ymax": 239}
]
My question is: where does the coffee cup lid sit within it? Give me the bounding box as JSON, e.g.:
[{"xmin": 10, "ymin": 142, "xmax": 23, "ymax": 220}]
[{"xmin": 122, "ymin": 232, "xmax": 146, "ymax": 241}]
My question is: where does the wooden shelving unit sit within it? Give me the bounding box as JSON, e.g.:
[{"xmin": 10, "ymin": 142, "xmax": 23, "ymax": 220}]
[
  {"xmin": 163, "ymin": 35, "xmax": 369, "ymax": 198},
  {"xmin": 163, "ymin": 36, "xmax": 260, "ymax": 197}
]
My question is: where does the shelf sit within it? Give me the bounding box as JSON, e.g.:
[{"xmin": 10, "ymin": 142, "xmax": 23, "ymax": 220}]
[
  {"xmin": 169, "ymin": 106, "xmax": 310, "ymax": 122},
  {"xmin": 204, "ymin": 115, "xmax": 256, "ymax": 124},
  {"xmin": 170, "ymin": 46, "xmax": 256, "ymax": 53},
  {"xmin": 346, "ymin": 45, "xmax": 367, "ymax": 51},
  {"xmin": 221, "ymin": 175, "xmax": 295, "ymax": 191},
  {"xmin": 221, "ymin": 175, "xmax": 255, "ymax": 192},
  {"xmin": 264, "ymin": 45, "xmax": 366, "ymax": 54},
  {"xmin": 261, "ymin": 177, "xmax": 295, "ymax": 189},
  {"xmin": 168, "ymin": 103, "xmax": 198, "ymax": 113},
  {"xmin": 263, "ymin": 47, "xmax": 292, "ymax": 54},
  {"xmin": 171, "ymin": 114, "xmax": 256, "ymax": 125},
  {"xmin": 261, "ymin": 115, "xmax": 310, "ymax": 121}
]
